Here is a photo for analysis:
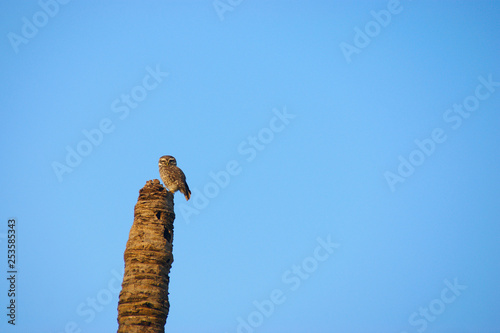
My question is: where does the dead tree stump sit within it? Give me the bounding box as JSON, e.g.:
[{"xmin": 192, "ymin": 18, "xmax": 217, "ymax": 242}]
[{"xmin": 117, "ymin": 179, "xmax": 175, "ymax": 333}]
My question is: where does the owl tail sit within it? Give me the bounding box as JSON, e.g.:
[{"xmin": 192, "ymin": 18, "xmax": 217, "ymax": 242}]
[{"xmin": 183, "ymin": 185, "xmax": 191, "ymax": 201}]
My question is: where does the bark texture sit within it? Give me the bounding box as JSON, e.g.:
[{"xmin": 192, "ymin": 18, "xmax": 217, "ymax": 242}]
[{"xmin": 117, "ymin": 179, "xmax": 175, "ymax": 333}]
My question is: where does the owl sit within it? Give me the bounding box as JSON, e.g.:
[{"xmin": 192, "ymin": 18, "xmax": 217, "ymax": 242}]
[{"xmin": 159, "ymin": 155, "xmax": 191, "ymax": 200}]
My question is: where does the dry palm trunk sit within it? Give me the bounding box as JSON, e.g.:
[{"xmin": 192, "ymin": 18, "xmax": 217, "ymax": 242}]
[{"xmin": 117, "ymin": 179, "xmax": 175, "ymax": 333}]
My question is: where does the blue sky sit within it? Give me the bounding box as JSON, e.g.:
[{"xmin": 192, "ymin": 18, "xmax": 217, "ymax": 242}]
[{"xmin": 1, "ymin": 1, "xmax": 499, "ymax": 332}]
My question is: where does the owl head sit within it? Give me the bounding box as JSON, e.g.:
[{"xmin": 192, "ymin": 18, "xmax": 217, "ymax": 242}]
[{"xmin": 159, "ymin": 155, "xmax": 177, "ymax": 166}]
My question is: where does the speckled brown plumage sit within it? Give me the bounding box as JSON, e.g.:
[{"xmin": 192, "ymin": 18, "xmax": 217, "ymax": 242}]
[{"xmin": 158, "ymin": 155, "xmax": 191, "ymax": 201}]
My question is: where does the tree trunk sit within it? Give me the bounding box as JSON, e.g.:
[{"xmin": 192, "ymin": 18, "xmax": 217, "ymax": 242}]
[{"xmin": 117, "ymin": 179, "xmax": 175, "ymax": 333}]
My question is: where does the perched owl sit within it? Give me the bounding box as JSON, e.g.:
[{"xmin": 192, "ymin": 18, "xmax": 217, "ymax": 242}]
[{"xmin": 159, "ymin": 155, "xmax": 191, "ymax": 200}]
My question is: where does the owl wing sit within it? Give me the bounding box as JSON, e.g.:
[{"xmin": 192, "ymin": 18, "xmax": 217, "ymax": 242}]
[{"xmin": 179, "ymin": 169, "xmax": 191, "ymax": 200}]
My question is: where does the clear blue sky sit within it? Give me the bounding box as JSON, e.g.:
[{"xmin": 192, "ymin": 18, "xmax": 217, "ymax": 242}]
[{"xmin": 1, "ymin": 1, "xmax": 499, "ymax": 332}]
